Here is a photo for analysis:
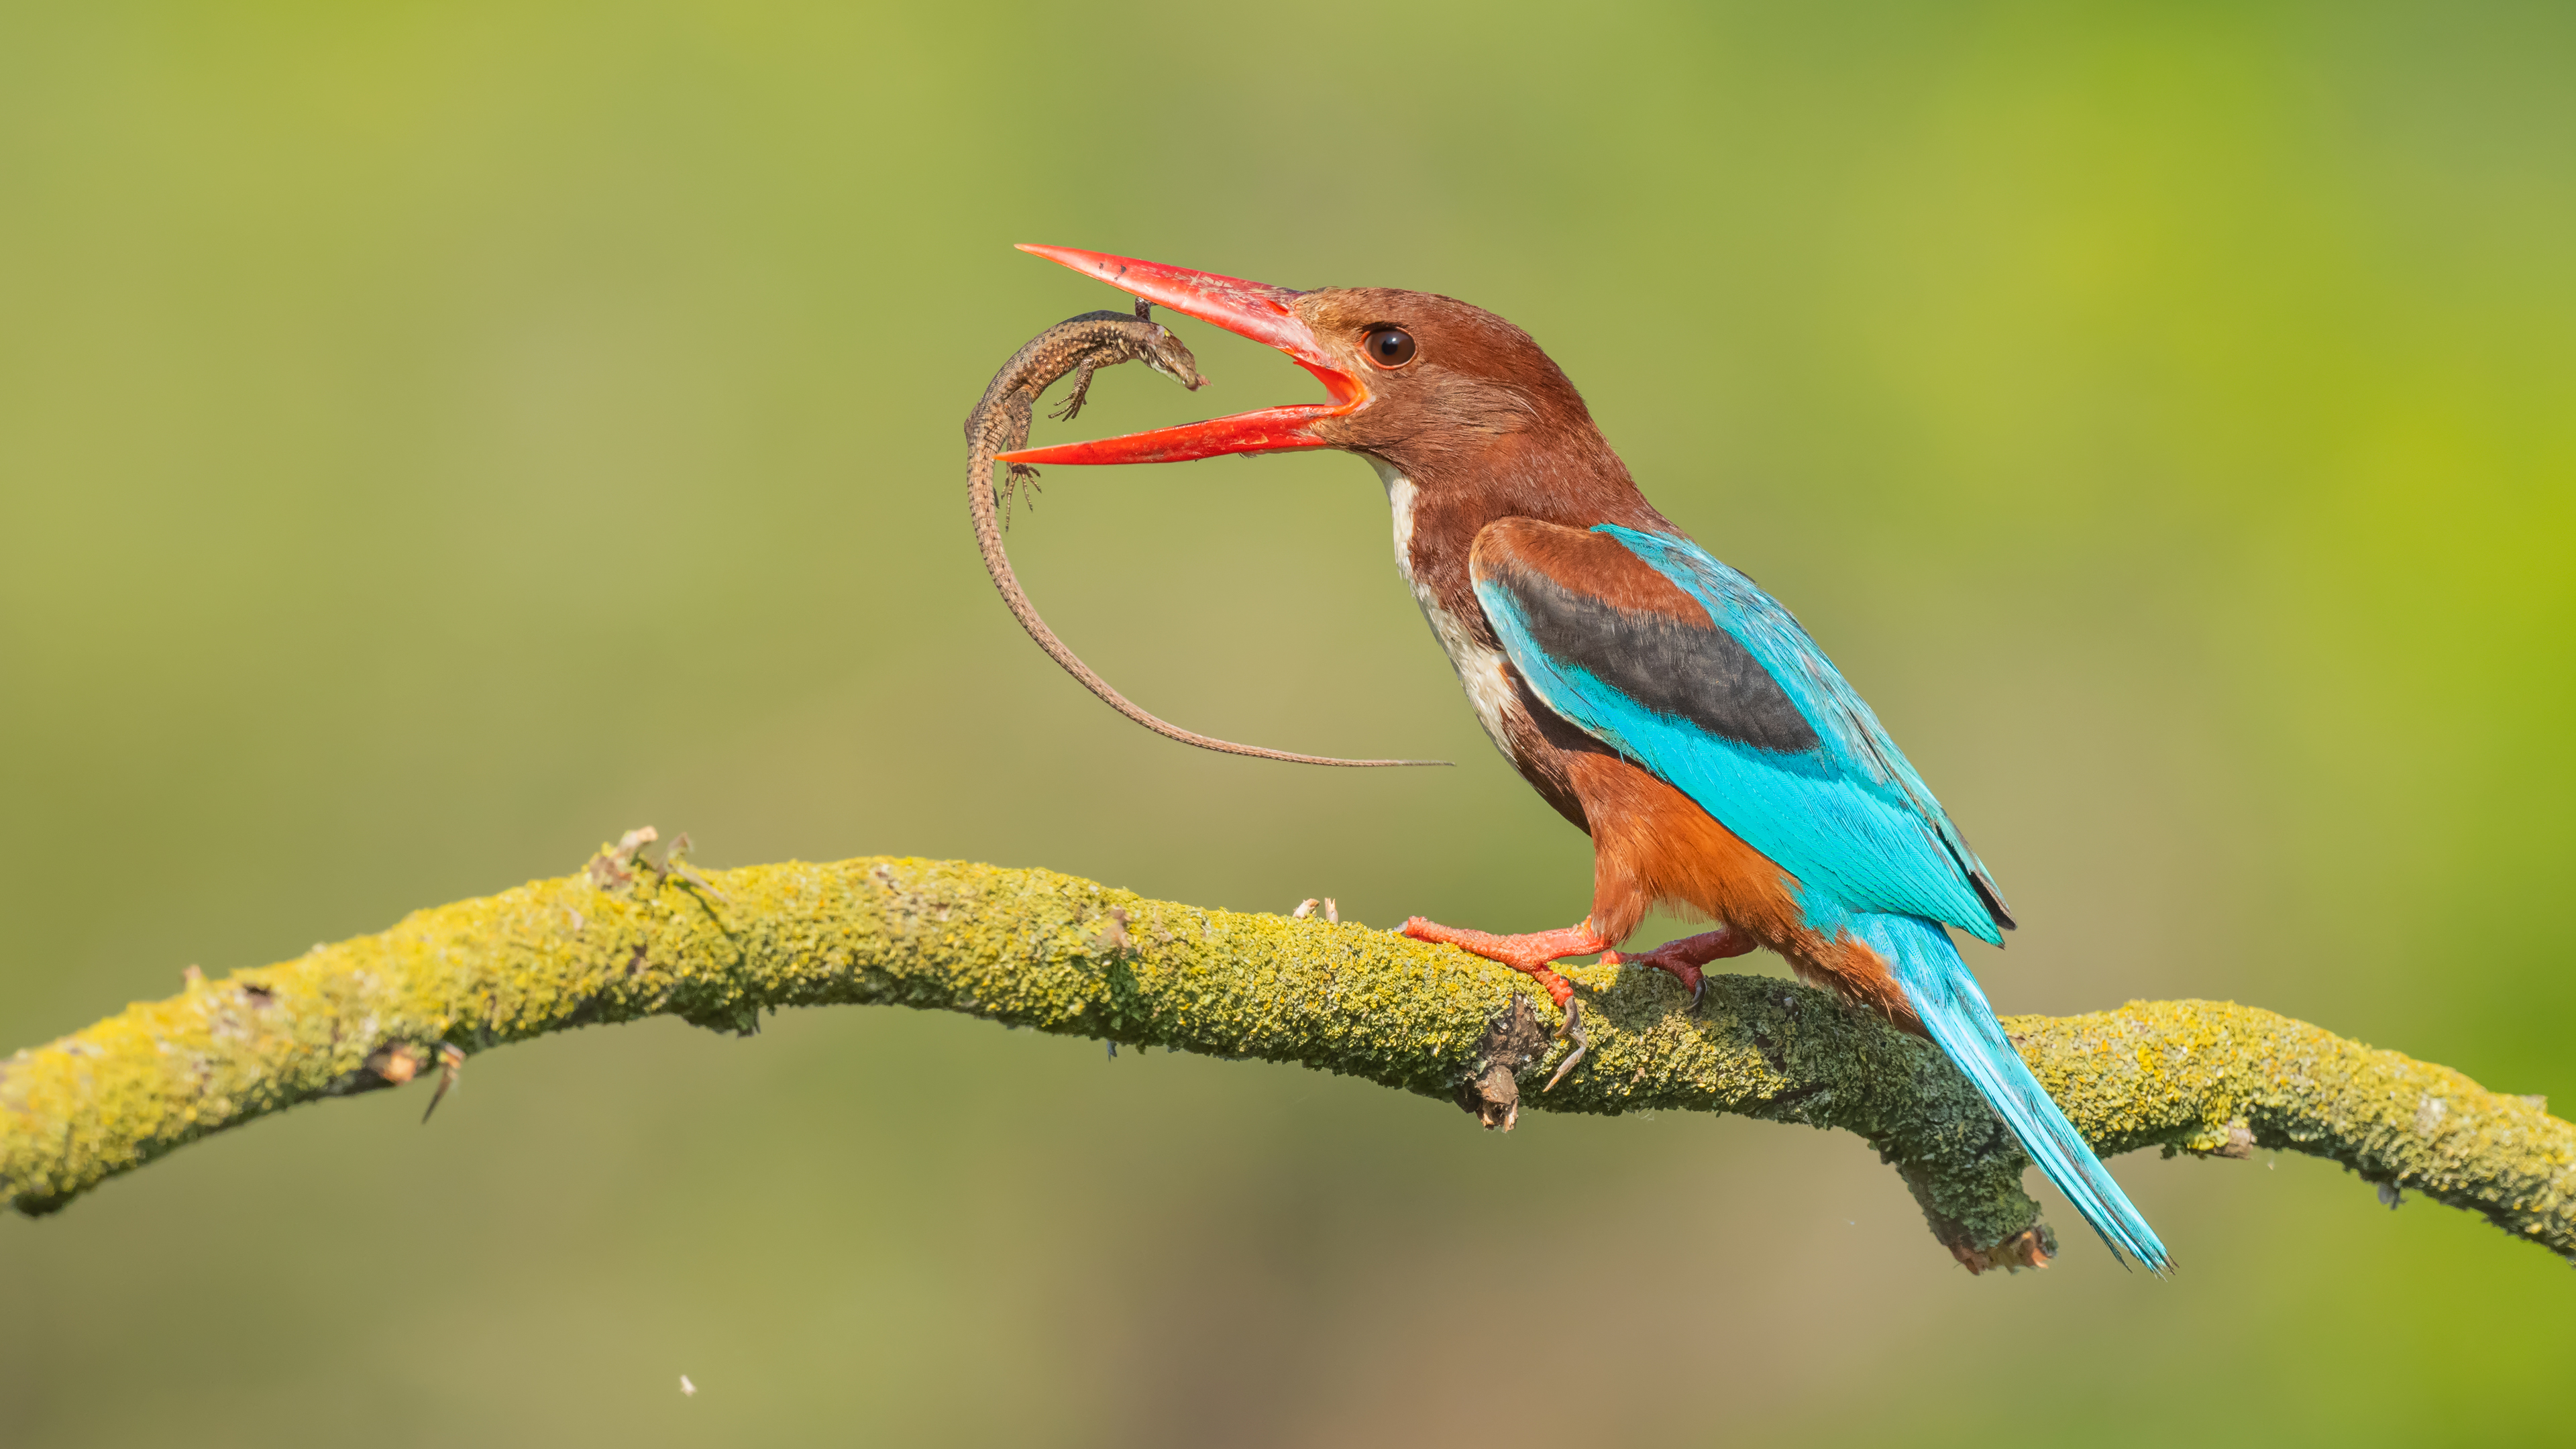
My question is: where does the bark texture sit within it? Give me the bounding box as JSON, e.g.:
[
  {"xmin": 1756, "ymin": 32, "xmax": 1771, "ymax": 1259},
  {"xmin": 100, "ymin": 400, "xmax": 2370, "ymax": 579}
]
[{"xmin": 4, "ymin": 847, "xmax": 2568, "ymax": 1268}]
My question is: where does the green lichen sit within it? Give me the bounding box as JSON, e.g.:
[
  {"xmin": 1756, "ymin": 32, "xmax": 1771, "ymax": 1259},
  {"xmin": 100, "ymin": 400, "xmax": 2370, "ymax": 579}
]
[{"xmin": 3, "ymin": 855, "xmax": 2569, "ymax": 1269}]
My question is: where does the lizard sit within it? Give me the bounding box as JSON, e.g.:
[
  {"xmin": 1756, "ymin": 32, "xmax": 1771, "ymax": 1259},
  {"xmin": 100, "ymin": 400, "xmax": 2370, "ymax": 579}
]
[
  {"xmin": 966, "ymin": 301, "xmax": 1199, "ymax": 529},
  {"xmin": 964, "ymin": 301, "xmax": 1444, "ymax": 767}
]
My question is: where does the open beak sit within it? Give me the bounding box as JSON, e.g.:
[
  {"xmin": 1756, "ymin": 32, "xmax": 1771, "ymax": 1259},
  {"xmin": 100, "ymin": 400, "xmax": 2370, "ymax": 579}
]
[{"xmin": 994, "ymin": 246, "xmax": 1365, "ymax": 466}]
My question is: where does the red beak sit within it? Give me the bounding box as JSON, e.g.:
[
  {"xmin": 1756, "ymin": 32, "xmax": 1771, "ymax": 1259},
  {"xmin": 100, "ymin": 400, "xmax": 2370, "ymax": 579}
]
[{"xmin": 994, "ymin": 246, "xmax": 1364, "ymax": 466}]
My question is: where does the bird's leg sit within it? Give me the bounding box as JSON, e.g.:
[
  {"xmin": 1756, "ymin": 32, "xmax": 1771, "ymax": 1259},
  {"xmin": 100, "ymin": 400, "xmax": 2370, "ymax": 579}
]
[
  {"xmin": 1400, "ymin": 917, "xmax": 1613, "ymax": 1090},
  {"xmin": 1602, "ymin": 926, "xmax": 1757, "ymax": 1015},
  {"xmin": 1046, "ymin": 359, "xmax": 1101, "ymax": 422}
]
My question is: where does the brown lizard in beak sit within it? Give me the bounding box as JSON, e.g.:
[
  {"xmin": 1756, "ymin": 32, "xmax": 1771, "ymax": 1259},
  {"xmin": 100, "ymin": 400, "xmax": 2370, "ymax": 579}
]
[{"xmin": 964, "ymin": 300, "xmax": 1444, "ymax": 767}]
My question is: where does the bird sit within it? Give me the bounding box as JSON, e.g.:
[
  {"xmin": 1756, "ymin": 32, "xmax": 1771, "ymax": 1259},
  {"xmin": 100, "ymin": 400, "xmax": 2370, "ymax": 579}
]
[{"xmin": 996, "ymin": 245, "xmax": 2168, "ymax": 1274}]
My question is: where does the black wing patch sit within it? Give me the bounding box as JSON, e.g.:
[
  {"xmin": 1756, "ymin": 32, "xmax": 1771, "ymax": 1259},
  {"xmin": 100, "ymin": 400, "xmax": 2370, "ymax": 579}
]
[{"xmin": 1490, "ymin": 563, "xmax": 1822, "ymax": 755}]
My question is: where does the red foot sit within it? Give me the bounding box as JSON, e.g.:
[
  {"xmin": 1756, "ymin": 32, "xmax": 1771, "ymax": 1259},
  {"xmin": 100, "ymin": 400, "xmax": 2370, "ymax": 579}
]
[
  {"xmin": 1602, "ymin": 926, "xmax": 1757, "ymax": 1013},
  {"xmin": 1401, "ymin": 916, "xmax": 1613, "ymax": 1091},
  {"xmin": 1399, "ymin": 918, "xmax": 1612, "ymax": 1009}
]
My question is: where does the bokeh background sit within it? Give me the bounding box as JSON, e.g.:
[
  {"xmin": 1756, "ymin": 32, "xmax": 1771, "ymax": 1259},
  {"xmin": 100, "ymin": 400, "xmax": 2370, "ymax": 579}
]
[{"xmin": 4, "ymin": 2, "xmax": 2571, "ymax": 1443}]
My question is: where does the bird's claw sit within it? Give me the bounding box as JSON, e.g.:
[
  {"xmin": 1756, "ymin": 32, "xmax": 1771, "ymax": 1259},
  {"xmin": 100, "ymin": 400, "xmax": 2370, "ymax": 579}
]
[
  {"xmin": 1544, "ymin": 998, "xmax": 1588, "ymax": 1091},
  {"xmin": 1608, "ymin": 928, "xmax": 1750, "ymax": 1016}
]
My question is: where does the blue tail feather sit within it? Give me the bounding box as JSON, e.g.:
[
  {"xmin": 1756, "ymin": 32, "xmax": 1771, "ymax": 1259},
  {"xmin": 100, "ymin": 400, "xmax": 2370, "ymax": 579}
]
[{"xmin": 1852, "ymin": 912, "xmax": 2171, "ymax": 1273}]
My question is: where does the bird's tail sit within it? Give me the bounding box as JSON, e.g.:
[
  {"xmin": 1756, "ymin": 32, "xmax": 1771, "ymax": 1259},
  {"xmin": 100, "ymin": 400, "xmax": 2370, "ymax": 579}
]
[{"xmin": 1854, "ymin": 911, "xmax": 2171, "ymax": 1273}]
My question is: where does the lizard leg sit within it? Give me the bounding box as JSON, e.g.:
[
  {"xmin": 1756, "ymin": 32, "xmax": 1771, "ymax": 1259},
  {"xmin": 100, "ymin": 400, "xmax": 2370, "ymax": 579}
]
[
  {"xmin": 1401, "ymin": 916, "xmax": 1613, "ymax": 1090},
  {"xmin": 1046, "ymin": 360, "xmax": 1100, "ymax": 423},
  {"xmin": 1601, "ymin": 926, "xmax": 1757, "ymax": 1015},
  {"xmin": 1001, "ymin": 462, "xmax": 1042, "ymax": 529}
]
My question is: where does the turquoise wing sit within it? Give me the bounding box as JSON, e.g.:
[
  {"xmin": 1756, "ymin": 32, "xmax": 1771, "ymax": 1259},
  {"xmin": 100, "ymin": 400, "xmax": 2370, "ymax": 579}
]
[{"xmin": 1470, "ymin": 521, "xmax": 2012, "ymax": 943}]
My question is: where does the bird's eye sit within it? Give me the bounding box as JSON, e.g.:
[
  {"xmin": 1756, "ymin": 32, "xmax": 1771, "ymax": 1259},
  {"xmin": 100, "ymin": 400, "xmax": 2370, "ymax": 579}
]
[{"xmin": 1362, "ymin": 327, "xmax": 1417, "ymax": 368}]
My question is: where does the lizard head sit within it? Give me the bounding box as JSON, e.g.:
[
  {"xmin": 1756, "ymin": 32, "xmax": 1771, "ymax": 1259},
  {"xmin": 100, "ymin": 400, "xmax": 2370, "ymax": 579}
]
[{"xmin": 1136, "ymin": 324, "xmax": 1207, "ymax": 392}]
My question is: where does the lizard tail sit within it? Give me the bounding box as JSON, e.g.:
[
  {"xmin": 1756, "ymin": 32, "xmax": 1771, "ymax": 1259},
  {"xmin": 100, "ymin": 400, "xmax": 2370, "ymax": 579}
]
[{"xmin": 965, "ymin": 336, "xmax": 1448, "ymax": 769}]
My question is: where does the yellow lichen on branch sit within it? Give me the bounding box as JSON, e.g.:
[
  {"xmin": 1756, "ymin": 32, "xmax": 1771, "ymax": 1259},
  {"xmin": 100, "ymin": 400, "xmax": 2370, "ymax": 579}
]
[{"xmin": 3, "ymin": 849, "xmax": 2569, "ymax": 1268}]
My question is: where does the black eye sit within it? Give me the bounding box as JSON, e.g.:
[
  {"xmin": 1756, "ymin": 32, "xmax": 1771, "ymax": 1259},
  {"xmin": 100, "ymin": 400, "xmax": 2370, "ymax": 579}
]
[{"xmin": 1363, "ymin": 327, "xmax": 1417, "ymax": 368}]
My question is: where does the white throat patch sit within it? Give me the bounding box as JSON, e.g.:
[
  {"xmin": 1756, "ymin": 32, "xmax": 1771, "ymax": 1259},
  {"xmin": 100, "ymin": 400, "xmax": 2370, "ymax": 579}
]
[{"xmin": 1367, "ymin": 457, "xmax": 1519, "ymax": 761}]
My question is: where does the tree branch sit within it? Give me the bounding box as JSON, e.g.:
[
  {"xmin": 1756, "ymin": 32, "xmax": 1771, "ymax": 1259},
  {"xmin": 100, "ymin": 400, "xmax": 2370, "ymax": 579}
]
[{"xmin": 5, "ymin": 845, "xmax": 2568, "ymax": 1269}]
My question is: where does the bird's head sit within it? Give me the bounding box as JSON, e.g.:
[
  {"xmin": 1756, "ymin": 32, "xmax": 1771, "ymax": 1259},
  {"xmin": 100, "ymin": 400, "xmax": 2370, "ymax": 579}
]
[{"xmin": 998, "ymin": 247, "xmax": 1621, "ymax": 494}]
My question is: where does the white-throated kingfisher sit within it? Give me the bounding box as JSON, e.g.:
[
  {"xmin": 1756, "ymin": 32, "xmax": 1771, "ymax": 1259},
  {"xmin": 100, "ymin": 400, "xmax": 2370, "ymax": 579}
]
[{"xmin": 998, "ymin": 246, "xmax": 2168, "ymax": 1273}]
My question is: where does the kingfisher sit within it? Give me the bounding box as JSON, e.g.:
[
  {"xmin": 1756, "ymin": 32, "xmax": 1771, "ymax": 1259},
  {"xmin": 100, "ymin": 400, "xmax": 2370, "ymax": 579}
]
[{"xmin": 997, "ymin": 246, "xmax": 2168, "ymax": 1273}]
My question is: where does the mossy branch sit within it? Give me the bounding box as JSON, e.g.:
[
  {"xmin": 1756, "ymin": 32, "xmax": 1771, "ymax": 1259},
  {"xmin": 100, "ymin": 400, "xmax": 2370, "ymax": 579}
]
[{"xmin": 5, "ymin": 846, "xmax": 2569, "ymax": 1269}]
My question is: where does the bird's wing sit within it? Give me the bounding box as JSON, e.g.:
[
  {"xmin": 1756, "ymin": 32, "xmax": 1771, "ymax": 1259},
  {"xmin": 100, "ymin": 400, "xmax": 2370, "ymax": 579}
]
[{"xmin": 1468, "ymin": 519, "xmax": 2012, "ymax": 942}]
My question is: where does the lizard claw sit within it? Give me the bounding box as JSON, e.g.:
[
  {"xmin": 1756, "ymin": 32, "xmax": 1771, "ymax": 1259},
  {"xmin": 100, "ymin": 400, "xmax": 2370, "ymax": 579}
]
[{"xmin": 1000, "ymin": 464, "xmax": 1044, "ymax": 529}]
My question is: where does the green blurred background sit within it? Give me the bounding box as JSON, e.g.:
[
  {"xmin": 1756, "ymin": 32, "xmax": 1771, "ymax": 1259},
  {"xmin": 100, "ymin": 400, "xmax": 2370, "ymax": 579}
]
[{"xmin": 3, "ymin": 1, "xmax": 2571, "ymax": 1442}]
